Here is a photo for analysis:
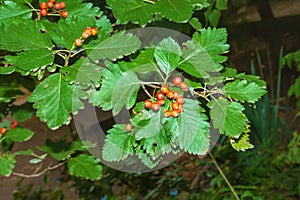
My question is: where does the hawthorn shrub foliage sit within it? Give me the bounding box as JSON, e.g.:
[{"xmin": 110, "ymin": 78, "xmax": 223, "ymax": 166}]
[{"xmin": 0, "ymin": 0, "xmax": 266, "ymax": 180}]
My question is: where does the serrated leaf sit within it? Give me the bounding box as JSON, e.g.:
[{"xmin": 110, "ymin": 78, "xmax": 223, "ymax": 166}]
[
  {"xmin": 125, "ymin": 49, "xmax": 157, "ymax": 73},
  {"xmin": 43, "ymin": 16, "xmax": 96, "ymax": 49},
  {"xmin": 68, "ymin": 154, "xmax": 102, "ymax": 180},
  {"xmin": 156, "ymin": 0, "xmax": 194, "ymax": 23},
  {"xmin": 135, "ymin": 111, "xmax": 163, "ymax": 140},
  {"xmin": 223, "ymin": 80, "xmax": 266, "ymax": 103},
  {"xmin": 107, "ymin": 0, "xmax": 155, "ymax": 26},
  {"xmin": 102, "ymin": 125, "xmax": 135, "ymax": 162},
  {"xmin": 174, "ymin": 99, "xmax": 210, "ymax": 153},
  {"xmin": 235, "ymin": 73, "xmax": 266, "ymax": 88},
  {"xmin": 230, "ymin": 133, "xmax": 254, "ymax": 151},
  {"xmin": 0, "ymin": 22, "xmax": 52, "ymax": 51},
  {"xmin": 179, "ymin": 28, "xmax": 229, "ymax": 78},
  {"xmin": 208, "ymin": 99, "xmax": 247, "ymax": 138},
  {"xmin": 154, "ymin": 37, "xmax": 181, "ymax": 75},
  {"xmin": 137, "ymin": 153, "xmax": 161, "ymax": 169},
  {"xmin": 14, "ymin": 49, "xmax": 54, "ymax": 71},
  {"xmin": 112, "ymin": 70, "xmax": 140, "ymax": 115},
  {"xmin": 189, "ymin": 17, "xmax": 202, "ymax": 31},
  {"xmin": 86, "ymin": 31, "xmax": 141, "ymax": 61},
  {"xmin": 0, "ymin": 154, "xmax": 16, "ymax": 176},
  {"xmin": 0, "ymin": 1, "xmax": 32, "ymax": 24},
  {"xmin": 5, "ymin": 128, "xmax": 34, "ymax": 142},
  {"xmin": 28, "ymin": 73, "xmax": 84, "ymax": 130},
  {"xmin": 61, "ymin": 58, "xmax": 102, "ymax": 86},
  {"xmin": 0, "ymin": 66, "xmax": 15, "ymax": 75},
  {"xmin": 66, "ymin": 2, "xmax": 103, "ymax": 18}
]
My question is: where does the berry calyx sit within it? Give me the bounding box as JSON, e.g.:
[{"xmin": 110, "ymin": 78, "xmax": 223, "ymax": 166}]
[
  {"xmin": 171, "ymin": 102, "xmax": 180, "ymax": 110},
  {"xmin": 176, "ymin": 96, "xmax": 185, "ymax": 104},
  {"xmin": 156, "ymin": 91, "xmax": 164, "ymax": 100},
  {"xmin": 171, "ymin": 110, "xmax": 180, "ymax": 118},
  {"xmin": 164, "ymin": 110, "xmax": 171, "ymax": 118},
  {"xmin": 161, "ymin": 85, "xmax": 169, "ymax": 93},
  {"xmin": 166, "ymin": 90, "xmax": 174, "ymax": 99},
  {"xmin": 151, "ymin": 102, "xmax": 160, "ymax": 112},
  {"xmin": 40, "ymin": 8, "xmax": 48, "ymax": 17},
  {"xmin": 179, "ymin": 82, "xmax": 188, "ymax": 91},
  {"xmin": 144, "ymin": 99, "xmax": 152, "ymax": 109},
  {"xmin": 125, "ymin": 124, "xmax": 132, "ymax": 132},
  {"xmin": 61, "ymin": 10, "xmax": 68, "ymax": 18},
  {"xmin": 54, "ymin": 2, "xmax": 61, "ymax": 10},
  {"xmin": 40, "ymin": 2, "xmax": 47, "ymax": 9},
  {"xmin": 173, "ymin": 76, "xmax": 183, "ymax": 86},
  {"xmin": 74, "ymin": 38, "xmax": 82, "ymax": 47},
  {"xmin": 59, "ymin": 1, "xmax": 66, "ymax": 9},
  {"xmin": 47, "ymin": 1, "xmax": 53, "ymax": 8}
]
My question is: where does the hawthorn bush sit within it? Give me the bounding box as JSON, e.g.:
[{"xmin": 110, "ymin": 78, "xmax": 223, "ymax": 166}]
[{"xmin": 0, "ymin": 0, "xmax": 267, "ymax": 195}]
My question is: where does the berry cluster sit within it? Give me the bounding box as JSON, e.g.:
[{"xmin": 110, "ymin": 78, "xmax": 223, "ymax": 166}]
[
  {"xmin": 74, "ymin": 27, "xmax": 99, "ymax": 47},
  {"xmin": 40, "ymin": 0, "xmax": 68, "ymax": 18},
  {"xmin": 144, "ymin": 76, "xmax": 188, "ymax": 118},
  {"xmin": 0, "ymin": 121, "xmax": 18, "ymax": 135}
]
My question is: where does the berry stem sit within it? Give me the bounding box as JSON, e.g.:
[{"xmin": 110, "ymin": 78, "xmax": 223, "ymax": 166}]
[
  {"xmin": 65, "ymin": 43, "xmax": 76, "ymax": 66},
  {"xmin": 141, "ymin": 83, "xmax": 153, "ymax": 98},
  {"xmin": 70, "ymin": 49, "xmax": 85, "ymax": 58}
]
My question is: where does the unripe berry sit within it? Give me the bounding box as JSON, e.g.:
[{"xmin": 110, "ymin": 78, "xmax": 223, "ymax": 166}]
[
  {"xmin": 40, "ymin": 2, "xmax": 47, "ymax": 9},
  {"xmin": 74, "ymin": 38, "xmax": 82, "ymax": 47},
  {"xmin": 91, "ymin": 27, "xmax": 98, "ymax": 36},
  {"xmin": 40, "ymin": 8, "xmax": 48, "ymax": 16},
  {"xmin": 144, "ymin": 99, "xmax": 152, "ymax": 109},
  {"xmin": 61, "ymin": 10, "xmax": 68, "ymax": 18}
]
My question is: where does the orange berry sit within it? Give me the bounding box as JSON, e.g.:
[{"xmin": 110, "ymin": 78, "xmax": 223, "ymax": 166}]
[
  {"xmin": 151, "ymin": 102, "xmax": 160, "ymax": 112},
  {"xmin": 164, "ymin": 110, "xmax": 171, "ymax": 118},
  {"xmin": 172, "ymin": 102, "xmax": 180, "ymax": 110},
  {"xmin": 40, "ymin": 8, "xmax": 48, "ymax": 16},
  {"xmin": 60, "ymin": 2, "xmax": 66, "ymax": 9},
  {"xmin": 172, "ymin": 76, "xmax": 183, "ymax": 86},
  {"xmin": 176, "ymin": 96, "xmax": 185, "ymax": 104},
  {"xmin": 74, "ymin": 38, "xmax": 82, "ymax": 47},
  {"xmin": 61, "ymin": 10, "xmax": 68, "ymax": 18},
  {"xmin": 91, "ymin": 27, "xmax": 98, "ymax": 36},
  {"xmin": 171, "ymin": 110, "xmax": 180, "ymax": 118},
  {"xmin": 144, "ymin": 99, "xmax": 152, "ymax": 109},
  {"xmin": 166, "ymin": 90, "xmax": 174, "ymax": 99},
  {"xmin": 125, "ymin": 124, "xmax": 132, "ymax": 132},
  {"xmin": 161, "ymin": 85, "xmax": 169, "ymax": 93},
  {"xmin": 157, "ymin": 99, "xmax": 165, "ymax": 105},
  {"xmin": 179, "ymin": 82, "xmax": 188, "ymax": 92}
]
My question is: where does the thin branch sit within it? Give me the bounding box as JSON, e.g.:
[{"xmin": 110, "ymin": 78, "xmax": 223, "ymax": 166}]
[
  {"xmin": 141, "ymin": 83, "xmax": 152, "ymax": 98},
  {"xmin": 12, "ymin": 161, "xmax": 66, "ymax": 178}
]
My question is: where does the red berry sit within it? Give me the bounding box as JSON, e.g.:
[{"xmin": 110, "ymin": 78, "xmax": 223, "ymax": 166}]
[
  {"xmin": 173, "ymin": 76, "xmax": 183, "ymax": 86},
  {"xmin": 166, "ymin": 90, "xmax": 174, "ymax": 99},
  {"xmin": 54, "ymin": 2, "xmax": 61, "ymax": 9},
  {"xmin": 161, "ymin": 85, "xmax": 168, "ymax": 94},
  {"xmin": 47, "ymin": 1, "xmax": 53, "ymax": 8},
  {"xmin": 156, "ymin": 91, "xmax": 164, "ymax": 100},
  {"xmin": 125, "ymin": 124, "xmax": 132, "ymax": 132},
  {"xmin": 157, "ymin": 99, "xmax": 165, "ymax": 106},
  {"xmin": 59, "ymin": 2, "xmax": 66, "ymax": 9},
  {"xmin": 144, "ymin": 99, "xmax": 152, "ymax": 109},
  {"xmin": 176, "ymin": 96, "xmax": 185, "ymax": 104},
  {"xmin": 0, "ymin": 128, "xmax": 6, "ymax": 134},
  {"xmin": 171, "ymin": 110, "xmax": 180, "ymax": 118},
  {"xmin": 61, "ymin": 10, "xmax": 68, "ymax": 18},
  {"xmin": 91, "ymin": 27, "xmax": 98, "ymax": 36},
  {"xmin": 173, "ymin": 91, "xmax": 179, "ymax": 99},
  {"xmin": 40, "ymin": 8, "xmax": 48, "ymax": 16},
  {"xmin": 151, "ymin": 102, "xmax": 160, "ymax": 112},
  {"xmin": 74, "ymin": 38, "xmax": 82, "ymax": 47},
  {"xmin": 49, "ymin": 0, "xmax": 56, "ymax": 2},
  {"xmin": 172, "ymin": 102, "xmax": 180, "ymax": 110},
  {"xmin": 179, "ymin": 82, "xmax": 188, "ymax": 92},
  {"xmin": 40, "ymin": 2, "xmax": 47, "ymax": 9},
  {"xmin": 164, "ymin": 110, "xmax": 171, "ymax": 118}
]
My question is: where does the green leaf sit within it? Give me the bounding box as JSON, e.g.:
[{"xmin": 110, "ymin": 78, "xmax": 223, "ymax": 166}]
[
  {"xmin": 43, "ymin": 16, "xmax": 96, "ymax": 49},
  {"xmin": 102, "ymin": 125, "xmax": 135, "ymax": 162},
  {"xmin": 0, "ymin": 154, "xmax": 16, "ymax": 176},
  {"xmin": 14, "ymin": 49, "xmax": 54, "ymax": 71},
  {"xmin": 5, "ymin": 128, "xmax": 34, "ymax": 142},
  {"xmin": 230, "ymin": 133, "xmax": 254, "ymax": 152},
  {"xmin": 14, "ymin": 150, "xmax": 34, "ymax": 156},
  {"xmin": 154, "ymin": 37, "xmax": 181, "ymax": 75},
  {"xmin": 216, "ymin": 0, "xmax": 228, "ymax": 10},
  {"xmin": 11, "ymin": 103, "xmax": 34, "ymax": 122},
  {"xmin": 189, "ymin": 17, "xmax": 203, "ymax": 31},
  {"xmin": 179, "ymin": 28, "xmax": 229, "ymax": 78},
  {"xmin": 156, "ymin": 0, "xmax": 194, "ymax": 23},
  {"xmin": 0, "ymin": 84, "xmax": 23, "ymax": 103},
  {"xmin": 37, "ymin": 140, "xmax": 70, "ymax": 161},
  {"xmin": 0, "ymin": 66, "xmax": 15, "ymax": 75},
  {"xmin": 112, "ymin": 70, "xmax": 140, "ymax": 115},
  {"xmin": 0, "ymin": 22, "xmax": 52, "ymax": 51},
  {"xmin": 174, "ymin": 99, "xmax": 210, "ymax": 153},
  {"xmin": 0, "ymin": 1, "xmax": 32, "ymax": 24},
  {"xmin": 60, "ymin": 58, "xmax": 102, "ymax": 87},
  {"xmin": 28, "ymin": 73, "xmax": 84, "ymax": 130},
  {"xmin": 208, "ymin": 99, "xmax": 247, "ymax": 138},
  {"xmin": 223, "ymin": 80, "xmax": 267, "ymax": 103},
  {"xmin": 66, "ymin": 2, "xmax": 103, "ymax": 18},
  {"xmin": 288, "ymin": 77, "xmax": 300, "ymax": 97},
  {"xmin": 235, "ymin": 73, "xmax": 266, "ymax": 88},
  {"xmin": 68, "ymin": 154, "xmax": 102, "ymax": 180},
  {"xmin": 137, "ymin": 153, "xmax": 161, "ymax": 169},
  {"xmin": 86, "ymin": 31, "xmax": 141, "ymax": 61},
  {"xmin": 135, "ymin": 111, "xmax": 163, "ymax": 140},
  {"xmin": 126, "ymin": 49, "xmax": 157, "ymax": 74},
  {"xmin": 106, "ymin": 0, "xmax": 155, "ymax": 26}
]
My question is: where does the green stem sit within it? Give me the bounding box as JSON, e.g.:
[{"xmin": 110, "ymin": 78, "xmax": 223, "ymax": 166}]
[
  {"xmin": 209, "ymin": 152, "xmax": 240, "ymax": 200},
  {"xmin": 143, "ymin": 0, "xmax": 155, "ymax": 4}
]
